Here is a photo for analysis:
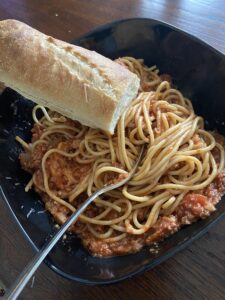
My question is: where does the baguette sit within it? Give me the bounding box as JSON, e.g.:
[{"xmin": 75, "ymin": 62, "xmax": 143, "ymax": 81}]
[{"xmin": 0, "ymin": 19, "xmax": 140, "ymax": 134}]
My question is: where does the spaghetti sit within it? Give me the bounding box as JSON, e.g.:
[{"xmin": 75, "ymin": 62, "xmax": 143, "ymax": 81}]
[{"xmin": 17, "ymin": 57, "xmax": 225, "ymax": 256}]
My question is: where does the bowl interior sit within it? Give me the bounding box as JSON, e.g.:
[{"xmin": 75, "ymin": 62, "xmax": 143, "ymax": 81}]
[{"xmin": 1, "ymin": 18, "xmax": 225, "ymax": 284}]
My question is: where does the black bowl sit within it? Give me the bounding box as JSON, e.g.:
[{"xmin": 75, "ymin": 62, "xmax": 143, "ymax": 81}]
[{"xmin": 1, "ymin": 18, "xmax": 225, "ymax": 284}]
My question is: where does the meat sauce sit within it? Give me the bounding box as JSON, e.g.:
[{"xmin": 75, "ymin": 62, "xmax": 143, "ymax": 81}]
[{"xmin": 20, "ymin": 127, "xmax": 225, "ymax": 257}]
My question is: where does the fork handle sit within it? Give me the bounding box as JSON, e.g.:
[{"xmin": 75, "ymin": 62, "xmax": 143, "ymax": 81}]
[
  {"xmin": 4, "ymin": 145, "xmax": 144, "ymax": 299},
  {"xmin": 4, "ymin": 190, "xmax": 100, "ymax": 300}
]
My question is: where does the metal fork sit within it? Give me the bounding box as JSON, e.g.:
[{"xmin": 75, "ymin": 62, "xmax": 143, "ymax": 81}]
[{"xmin": 4, "ymin": 145, "xmax": 144, "ymax": 300}]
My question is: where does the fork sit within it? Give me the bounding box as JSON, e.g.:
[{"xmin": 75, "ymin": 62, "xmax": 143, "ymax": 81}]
[{"xmin": 4, "ymin": 145, "xmax": 144, "ymax": 300}]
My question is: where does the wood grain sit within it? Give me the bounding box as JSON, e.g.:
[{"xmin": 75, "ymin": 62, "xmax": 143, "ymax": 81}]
[{"xmin": 1, "ymin": 0, "xmax": 225, "ymax": 299}]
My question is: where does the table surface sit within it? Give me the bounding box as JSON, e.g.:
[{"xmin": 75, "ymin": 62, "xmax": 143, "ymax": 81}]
[{"xmin": 1, "ymin": 0, "xmax": 225, "ymax": 299}]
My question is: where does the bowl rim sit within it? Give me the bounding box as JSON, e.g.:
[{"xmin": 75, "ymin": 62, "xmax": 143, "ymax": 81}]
[{"xmin": 1, "ymin": 17, "xmax": 225, "ymax": 285}]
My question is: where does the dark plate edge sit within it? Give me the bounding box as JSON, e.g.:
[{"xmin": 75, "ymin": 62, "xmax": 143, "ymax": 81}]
[{"xmin": 73, "ymin": 17, "xmax": 225, "ymax": 59}]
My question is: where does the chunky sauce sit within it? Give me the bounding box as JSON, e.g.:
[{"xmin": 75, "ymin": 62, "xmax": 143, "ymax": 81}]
[{"xmin": 20, "ymin": 127, "xmax": 225, "ymax": 257}]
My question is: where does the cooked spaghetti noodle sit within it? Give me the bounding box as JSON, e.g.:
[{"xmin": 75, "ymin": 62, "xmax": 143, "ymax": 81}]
[{"xmin": 17, "ymin": 57, "xmax": 225, "ymax": 256}]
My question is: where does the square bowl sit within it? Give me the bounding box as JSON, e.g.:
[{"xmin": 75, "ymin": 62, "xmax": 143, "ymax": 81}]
[{"xmin": 1, "ymin": 18, "xmax": 225, "ymax": 284}]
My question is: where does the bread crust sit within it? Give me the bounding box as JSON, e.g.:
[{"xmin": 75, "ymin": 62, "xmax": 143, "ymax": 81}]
[{"xmin": 0, "ymin": 19, "xmax": 140, "ymax": 133}]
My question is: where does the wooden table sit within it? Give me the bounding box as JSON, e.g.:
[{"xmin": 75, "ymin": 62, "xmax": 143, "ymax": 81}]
[{"xmin": 1, "ymin": 1, "xmax": 225, "ymax": 299}]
